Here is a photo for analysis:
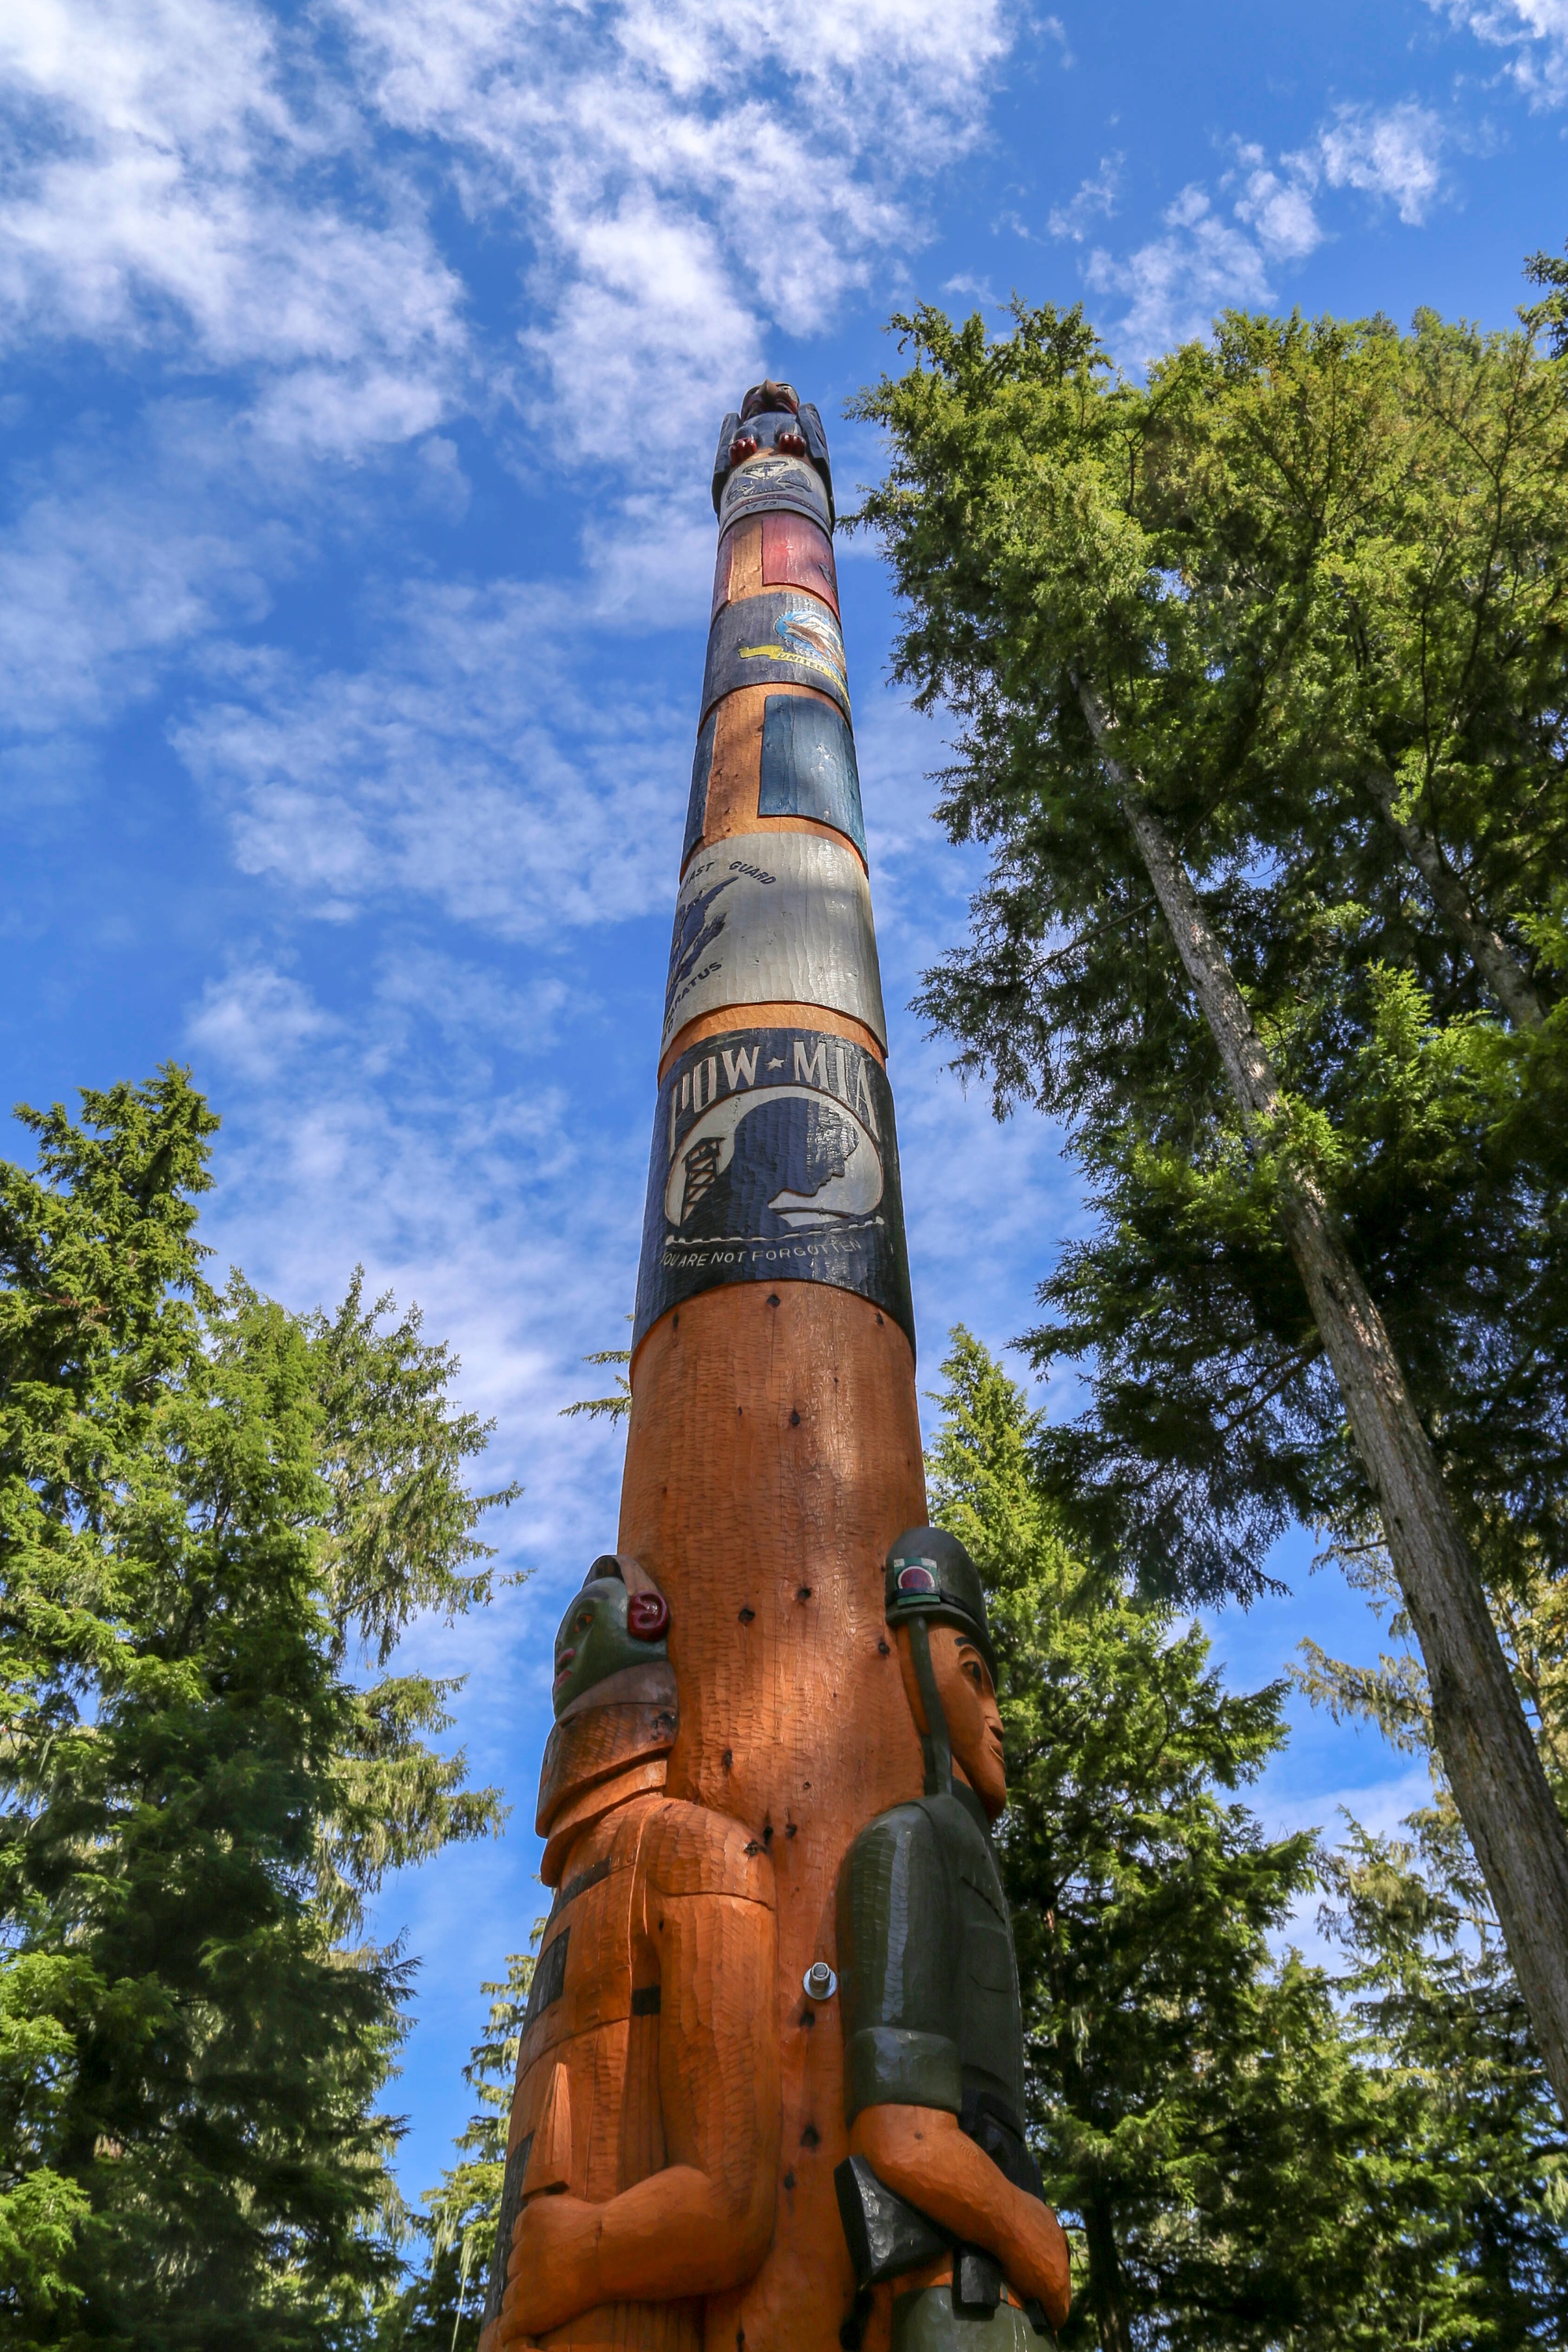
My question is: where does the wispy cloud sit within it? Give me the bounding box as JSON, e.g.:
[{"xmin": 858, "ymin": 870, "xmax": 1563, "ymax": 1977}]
[
  {"xmin": 1312, "ymin": 100, "xmax": 1446, "ymax": 224},
  {"xmin": 0, "ymin": 402, "xmax": 277, "ymax": 740},
  {"xmin": 1082, "ymin": 99, "xmax": 1445, "ymax": 358},
  {"xmin": 1231, "ymin": 147, "xmax": 1323, "ymax": 261},
  {"xmin": 335, "ymin": 0, "xmax": 1014, "ymax": 463},
  {"xmin": 1040, "ymin": 13, "xmax": 1074, "ymax": 67},
  {"xmin": 172, "ymin": 578, "xmax": 694, "ymax": 938},
  {"xmin": 1047, "ymin": 154, "xmax": 1122, "ymax": 241},
  {"xmin": 0, "ymin": 0, "xmax": 1022, "ymax": 792},
  {"xmin": 1430, "ymin": 0, "xmax": 1568, "ymax": 106},
  {"xmin": 0, "ymin": 0, "xmax": 468, "ymax": 454},
  {"xmin": 1087, "ymin": 182, "xmax": 1279, "ymax": 358}
]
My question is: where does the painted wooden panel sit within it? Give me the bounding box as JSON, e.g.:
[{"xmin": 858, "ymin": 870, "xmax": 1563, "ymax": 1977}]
[
  {"xmin": 761, "ymin": 512, "xmax": 839, "ymax": 615},
  {"xmin": 713, "ymin": 514, "xmax": 838, "ymax": 622},
  {"xmin": 703, "ymin": 591, "xmax": 849, "ymax": 722},
  {"xmin": 695, "ymin": 685, "xmax": 865, "ymax": 867},
  {"xmin": 683, "ymin": 710, "xmax": 717, "ymax": 866},
  {"xmin": 633, "ymin": 1023, "xmax": 914, "ymax": 1348},
  {"xmin": 758, "ymin": 693, "xmax": 865, "ymax": 855},
  {"xmin": 661, "ymin": 833, "xmax": 887, "ymax": 1054},
  {"xmin": 717, "ymin": 451, "xmax": 832, "ymax": 534}
]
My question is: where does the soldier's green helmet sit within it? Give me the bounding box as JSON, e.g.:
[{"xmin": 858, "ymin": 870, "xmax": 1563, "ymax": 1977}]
[
  {"xmin": 884, "ymin": 1526, "xmax": 998, "ymax": 1684},
  {"xmin": 550, "ymin": 1553, "xmax": 670, "ymax": 1721}
]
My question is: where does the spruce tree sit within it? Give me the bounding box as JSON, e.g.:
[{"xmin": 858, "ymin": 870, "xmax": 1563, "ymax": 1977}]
[
  {"xmin": 0, "ymin": 1069, "xmax": 515, "ymax": 2348},
  {"xmin": 375, "ymin": 1951, "xmax": 539, "ymax": 2352},
  {"xmin": 853, "ymin": 292, "xmax": 1568, "ymax": 2112},
  {"xmin": 930, "ymin": 1329, "xmax": 1568, "ymax": 2349}
]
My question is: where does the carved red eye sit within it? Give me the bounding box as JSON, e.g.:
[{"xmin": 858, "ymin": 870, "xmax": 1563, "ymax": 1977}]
[
  {"xmin": 628, "ymin": 1592, "xmax": 670, "ymax": 1640},
  {"xmin": 776, "ymin": 430, "xmax": 807, "ymax": 457},
  {"xmin": 729, "ymin": 434, "xmax": 758, "ymax": 465}
]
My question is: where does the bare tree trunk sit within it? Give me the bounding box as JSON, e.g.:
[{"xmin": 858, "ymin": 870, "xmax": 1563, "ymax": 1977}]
[
  {"xmin": 1076, "ymin": 678, "xmax": 1568, "ymax": 2122},
  {"xmin": 1359, "ymin": 766, "xmax": 1545, "ymax": 1030}
]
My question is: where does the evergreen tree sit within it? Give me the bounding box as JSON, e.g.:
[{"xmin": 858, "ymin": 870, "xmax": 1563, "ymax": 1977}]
[
  {"xmin": 930, "ymin": 1329, "xmax": 1568, "ymax": 2348},
  {"xmin": 375, "ymin": 1951, "xmax": 538, "ymax": 2352},
  {"xmin": 0, "ymin": 1069, "xmax": 516, "ymax": 2348},
  {"xmin": 853, "ymin": 292, "xmax": 1568, "ymax": 2111}
]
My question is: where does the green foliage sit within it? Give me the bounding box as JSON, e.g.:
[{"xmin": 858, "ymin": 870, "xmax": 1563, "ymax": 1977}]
[
  {"xmin": 0, "ymin": 1069, "xmax": 514, "ymax": 2349},
  {"xmin": 559, "ymin": 1326, "xmax": 633, "ymax": 1426},
  {"xmin": 1523, "ymin": 240, "xmax": 1568, "ymax": 359},
  {"xmin": 853, "ymin": 298, "xmax": 1568, "ymax": 1610},
  {"xmin": 929, "ymin": 1328, "xmax": 1568, "ymax": 2349},
  {"xmin": 375, "ymin": 1950, "xmax": 539, "ymax": 2352}
]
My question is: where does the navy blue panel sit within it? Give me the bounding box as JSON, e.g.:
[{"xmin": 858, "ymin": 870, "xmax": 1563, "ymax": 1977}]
[
  {"xmin": 634, "ymin": 1025, "xmax": 914, "ymax": 1353},
  {"xmin": 702, "ymin": 590, "xmax": 848, "ymax": 720},
  {"xmin": 683, "ymin": 709, "xmax": 717, "ymax": 865},
  {"xmin": 758, "ymin": 695, "xmax": 866, "ymax": 856}
]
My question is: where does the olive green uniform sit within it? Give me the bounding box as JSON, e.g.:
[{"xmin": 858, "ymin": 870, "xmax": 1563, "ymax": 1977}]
[
  {"xmin": 835, "ymin": 1525, "xmax": 1051, "ymax": 2352},
  {"xmin": 837, "ymin": 1780, "xmax": 1047, "ymax": 2352}
]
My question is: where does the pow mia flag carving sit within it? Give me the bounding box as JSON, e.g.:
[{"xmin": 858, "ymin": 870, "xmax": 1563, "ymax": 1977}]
[{"xmin": 633, "ymin": 1026, "xmax": 915, "ymax": 1351}]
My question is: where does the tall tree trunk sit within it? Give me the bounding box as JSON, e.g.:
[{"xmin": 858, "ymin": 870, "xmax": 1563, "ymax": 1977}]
[
  {"xmin": 1077, "ymin": 678, "xmax": 1568, "ymax": 2124},
  {"xmin": 1359, "ymin": 766, "xmax": 1546, "ymax": 1030},
  {"xmin": 1080, "ymin": 2195, "xmax": 1132, "ymax": 2352}
]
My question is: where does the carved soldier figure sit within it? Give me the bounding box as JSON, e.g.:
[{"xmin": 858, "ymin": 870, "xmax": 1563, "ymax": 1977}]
[
  {"xmin": 835, "ymin": 1530, "xmax": 1072, "ymax": 2352},
  {"xmin": 482, "ymin": 1555, "xmax": 780, "ymax": 2352}
]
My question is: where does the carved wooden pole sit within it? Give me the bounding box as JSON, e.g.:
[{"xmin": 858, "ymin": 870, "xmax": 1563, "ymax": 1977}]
[
  {"xmin": 617, "ymin": 383, "xmax": 929, "ymax": 2350},
  {"xmin": 487, "ymin": 387, "xmax": 1070, "ymax": 2352}
]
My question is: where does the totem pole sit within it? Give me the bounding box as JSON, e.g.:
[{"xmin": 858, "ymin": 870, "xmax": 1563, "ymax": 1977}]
[{"xmin": 484, "ymin": 387, "xmax": 1070, "ymax": 2352}]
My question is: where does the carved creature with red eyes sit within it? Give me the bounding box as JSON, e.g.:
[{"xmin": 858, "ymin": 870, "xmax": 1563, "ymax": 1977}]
[{"xmin": 712, "ymin": 378, "xmax": 834, "ymax": 520}]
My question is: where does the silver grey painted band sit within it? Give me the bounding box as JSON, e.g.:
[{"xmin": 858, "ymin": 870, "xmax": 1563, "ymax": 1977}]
[
  {"xmin": 719, "ymin": 453, "xmax": 832, "ymax": 534},
  {"xmin": 662, "ymin": 830, "xmax": 887, "ymax": 1052}
]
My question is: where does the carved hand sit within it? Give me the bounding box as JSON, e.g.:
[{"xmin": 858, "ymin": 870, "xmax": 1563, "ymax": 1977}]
[
  {"xmin": 849, "ymin": 2106, "xmax": 1071, "ymax": 2331},
  {"xmin": 492, "ymin": 2156, "xmax": 768, "ymax": 2343},
  {"xmin": 496, "ymin": 2190, "xmax": 604, "ymax": 2339}
]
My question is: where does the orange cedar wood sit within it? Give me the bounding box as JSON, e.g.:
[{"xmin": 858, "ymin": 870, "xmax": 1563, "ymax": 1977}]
[
  {"xmin": 493, "ymin": 1786, "xmax": 781, "ymax": 2352},
  {"xmin": 619, "ymin": 437, "xmax": 927, "ymax": 2350},
  {"xmin": 698, "ymin": 682, "xmax": 860, "ymax": 869},
  {"xmin": 660, "ymin": 1004, "xmax": 884, "ymax": 1089},
  {"xmin": 620, "ymin": 1298, "xmax": 927, "ymax": 2352}
]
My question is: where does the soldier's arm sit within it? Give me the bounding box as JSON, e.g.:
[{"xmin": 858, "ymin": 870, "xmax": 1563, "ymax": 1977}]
[
  {"xmin": 838, "ymin": 1807, "xmax": 1069, "ymax": 2332},
  {"xmin": 848, "ymin": 2107, "xmax": 1069, "ymax": 2329},
  {"xmin": 499, "ymin": 1806, "xmax": 778, "ymax": 2338}
]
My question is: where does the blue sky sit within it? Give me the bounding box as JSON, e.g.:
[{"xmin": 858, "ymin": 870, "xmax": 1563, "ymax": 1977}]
[{"xmin": 2, "ymin": 0, "xmax": 1563, "ymax": 2210}]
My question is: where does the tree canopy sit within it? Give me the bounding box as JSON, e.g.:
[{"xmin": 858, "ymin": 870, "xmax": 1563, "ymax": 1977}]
[
  {"xmin": 853, "ymin": 290, "xmax": 1568, "ymax": 2111},
  {"xmin": 931, "ymin": 1327, "xmax": 1568, "ymax": 2350},
  {"xmin": 0, "ymin": 1068, "xmax": 516, "ymax": 2348}
]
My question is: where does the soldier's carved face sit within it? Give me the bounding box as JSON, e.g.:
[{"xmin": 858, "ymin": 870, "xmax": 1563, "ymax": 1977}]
[
  {"xmin": 896, "ymin": 1623, "xmax": 1007, "ymax": 1820},
  {"xmin": 550, "ymin": 1576, "xmax": 669, "ymax": 1719}
]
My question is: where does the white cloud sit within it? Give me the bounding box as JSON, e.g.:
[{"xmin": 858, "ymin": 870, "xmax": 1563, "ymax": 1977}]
[
  {"xmin": 172, "ymin": 578, "xmax": 692, "ymax": 937},
  {"xmin": 1047, "ymin": 154, "xmax": 1122, "ymax": 242},
  {"xmin": 0, "ymin": 0, "xmax": 1022, "ymax": 775},
  {"xmin": 189, "ymin": 961, "xmax": 338, "ymax": 1077},
  {"xmin": 0, "ymin": 404, "xmax": 276, "ymax": 739},
  {"xmin": 1081, "ymin": 98, "xmax": 1445, "ymax": 361},
  {"xmin": 1313, "ymin": 100, "xmax": 1445, "ymax": 225},
  {"xmin": 1088, "ymin": 182, "xmax": 1276, "ymax": 359},
  {"xmin": 1040, "ymin": 13, "xmax": 1074, "ymax": 67},
  {"xmin": 1431, "ymin": 0, "xmax": 1568, "ymax": 105},
  {"xmin": 1231, "ymin": 144, "xmax": 1323, "ymax": 261},
  {"xmin": 0, "ymin": 0, "xmax": 468, "ymax": 453},
  {"xmin": 334, "ymin": 0, "xmax": 1014, "ymax": 462}
]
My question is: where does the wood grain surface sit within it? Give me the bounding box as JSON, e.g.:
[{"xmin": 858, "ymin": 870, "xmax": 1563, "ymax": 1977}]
[
  {"xmin": 691, "ymin": 682, "xmax": 865, "ymax": 873},
  {"xmin": 620, "ymin": 1279, "xmax": 927, "ymax": 2351},
  {"xmin": 495, "ymin": 1793, "xmax": 780, "ymax": 2352}
]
